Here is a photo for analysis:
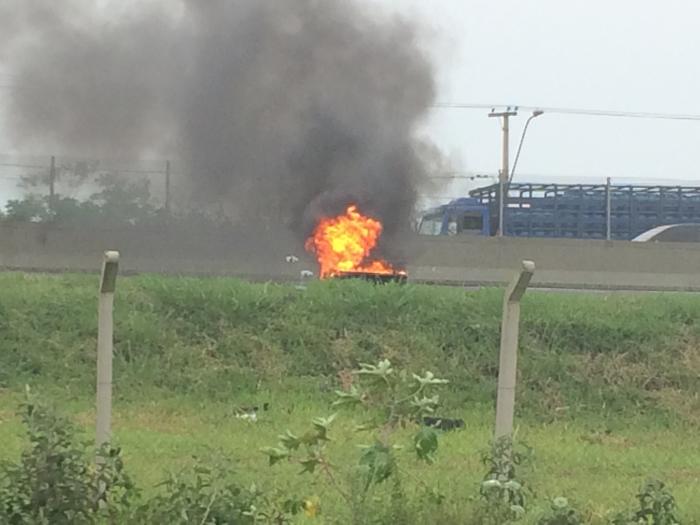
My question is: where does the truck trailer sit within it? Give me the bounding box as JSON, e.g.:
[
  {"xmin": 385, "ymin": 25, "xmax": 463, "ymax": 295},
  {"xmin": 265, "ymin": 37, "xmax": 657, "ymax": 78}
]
[{"xmin": 418, "ymin": 182, "xmax": 700, "ymax": 241}]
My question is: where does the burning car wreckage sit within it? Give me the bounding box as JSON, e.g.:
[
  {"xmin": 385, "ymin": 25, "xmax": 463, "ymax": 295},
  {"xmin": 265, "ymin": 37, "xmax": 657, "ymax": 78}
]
[{"xmin": 303, "ymin": 204, "xmax": 408, "ymax": 284}]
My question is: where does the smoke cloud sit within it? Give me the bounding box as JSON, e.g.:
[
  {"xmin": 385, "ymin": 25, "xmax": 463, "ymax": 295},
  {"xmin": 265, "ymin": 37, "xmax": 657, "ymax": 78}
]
[{"xmin": 2, "ymin": 0, "xmax": 440, "ymax": 243}]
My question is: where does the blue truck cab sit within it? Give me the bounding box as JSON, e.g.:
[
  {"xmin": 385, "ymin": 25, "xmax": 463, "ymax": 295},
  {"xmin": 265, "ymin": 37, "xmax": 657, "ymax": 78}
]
[{"xmin": 417, "ymin": 197, "xmax": 491, "ymax": 236}]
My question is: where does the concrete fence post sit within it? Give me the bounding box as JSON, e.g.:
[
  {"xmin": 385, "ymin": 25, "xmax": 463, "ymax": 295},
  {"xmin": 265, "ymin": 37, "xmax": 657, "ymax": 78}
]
[
  {"xmin": 96, "ymin": 251, "xmax": 119, "ymax": 452},
  {"xmin": 495, "ymin": 260, "xmax": 535, "ymax": 439}
]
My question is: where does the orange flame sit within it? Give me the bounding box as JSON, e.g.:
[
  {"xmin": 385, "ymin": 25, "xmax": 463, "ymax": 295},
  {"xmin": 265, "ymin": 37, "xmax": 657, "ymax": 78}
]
[{"xmin": 305, "ymin": 205, "xmax": 401, "ymax": 278}]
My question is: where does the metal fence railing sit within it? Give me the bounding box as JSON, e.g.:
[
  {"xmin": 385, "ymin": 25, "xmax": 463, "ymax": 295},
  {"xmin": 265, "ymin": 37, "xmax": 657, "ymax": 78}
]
[{"xmin": 0, "ymin": 154, "xmax": 172, "ymax": 222}]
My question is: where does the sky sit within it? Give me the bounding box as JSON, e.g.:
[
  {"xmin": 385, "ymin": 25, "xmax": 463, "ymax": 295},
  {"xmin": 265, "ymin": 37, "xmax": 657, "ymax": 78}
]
[
  {"xmin": 377, "ymin": 0, "xmax": 700, "ymax": 197},
  {"xmin": 2, "ymin": 0, "xmax": 700, "ymax": 204}
]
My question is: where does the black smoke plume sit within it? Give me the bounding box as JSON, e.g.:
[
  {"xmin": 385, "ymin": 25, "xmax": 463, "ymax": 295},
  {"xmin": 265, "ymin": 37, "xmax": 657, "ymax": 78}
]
[{"xmin": 2, "ymin": 0, "xmax": 440, "ymax": 243}]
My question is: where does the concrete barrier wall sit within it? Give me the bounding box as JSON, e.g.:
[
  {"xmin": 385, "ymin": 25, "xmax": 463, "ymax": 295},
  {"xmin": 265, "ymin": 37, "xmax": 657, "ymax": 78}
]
[
  {"xmin": 3, "ymin": 222, "xmax": 700, "ymax": 290},
  {"xmin": 402, "ymin": 234, "xmax": 700, "ymax": 290},
  {"xmin": 0, "ymin": 222, "xmax": 314, "ymax": 280}
]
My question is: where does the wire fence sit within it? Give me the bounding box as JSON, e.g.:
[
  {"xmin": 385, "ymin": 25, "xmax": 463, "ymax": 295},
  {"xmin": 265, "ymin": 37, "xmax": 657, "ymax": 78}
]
[
  {"xmin": 8, "ymin": 152, "xmax": 685, "ymax": 220},
  {"xmin": 0, "ymin": 153, "xmax": 502, "ymax": 217},
  {"xmin": 0, "ymin": 154, "xmax": 172, "ymax": 213}
]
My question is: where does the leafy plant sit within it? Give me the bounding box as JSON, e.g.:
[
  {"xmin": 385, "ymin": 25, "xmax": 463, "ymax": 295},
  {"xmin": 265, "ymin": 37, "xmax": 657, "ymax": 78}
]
[
  {"xmin": 335, "ymin": 360, "xmax": 448, "ymax": 467},
  {"xmin": 537, "ymin": 497, "xmax": 584, "ymax": 525},
  {"xmin": 0, "ymin": 389, "xmax": 134, "ymax": 524},
  {"xmin": 132, "ymin": 460, "xmax": 303, "ymax": 525},
  {"xmin": 358, "ymin": 442, "xmax": 397, "ymax": 492},
  {"xmin": 132, "ymin": 462, "xmax": 250, "ymax": 524},
  {"xmin": 611, "ymin": 479, "xmax": 682, "ymax": 525},
  {"xmin": 263, "ymin": 359, "xmax": 449, "ymax": 508},
  {"xmin": 475, "ymin": 436, "xmax": 533, "ymax": 524}
]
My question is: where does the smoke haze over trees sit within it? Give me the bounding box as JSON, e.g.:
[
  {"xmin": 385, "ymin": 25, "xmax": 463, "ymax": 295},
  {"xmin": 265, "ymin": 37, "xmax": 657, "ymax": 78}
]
[{"xmin": 1, "ymin": 0, "xmax": 442, "ymax": 241}]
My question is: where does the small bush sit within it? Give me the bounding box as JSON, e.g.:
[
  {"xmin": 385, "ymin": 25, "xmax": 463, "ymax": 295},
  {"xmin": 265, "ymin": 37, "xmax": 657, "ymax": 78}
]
[
  {"xmin": 0, "ymin": 390, "xmax": 134, "ymax": 524},
  {"xmin": 612, "ymin": 479, "xmax": 682, "ymax": 525},
  {"xmin": 130, "ymin": 461, "xmax": 260, "ymax": 524},
  {"xmin": 537, "ymin": 497, "xmax": 584, "ymax": 525},
  {"xmin": 473, "ymin": 436, "xmax": 533, "ymax": 524}
]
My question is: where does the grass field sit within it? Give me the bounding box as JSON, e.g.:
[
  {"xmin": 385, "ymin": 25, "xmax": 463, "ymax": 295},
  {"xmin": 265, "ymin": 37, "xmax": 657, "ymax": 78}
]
[{"xmin": 1, "ymin": 272, "xmax": 699, "ymax": 523}]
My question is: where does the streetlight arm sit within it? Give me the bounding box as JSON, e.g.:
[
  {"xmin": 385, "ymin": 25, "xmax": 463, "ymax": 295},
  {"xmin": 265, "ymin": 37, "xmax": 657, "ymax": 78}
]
[{"xmin": 509, "ymin": 110, "xmax": 543, "ymax": 184}]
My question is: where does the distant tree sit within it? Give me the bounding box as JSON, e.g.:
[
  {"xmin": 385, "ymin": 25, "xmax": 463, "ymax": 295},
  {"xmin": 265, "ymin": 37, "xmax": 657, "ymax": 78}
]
[
  {"xmin": 3, "ymin": 171, "xmax": 159, "ymax": 226},
  {"xmin": 3, "ymin": 159, "xmax": 236, "ymax": 228},
  {"xmin": 4, "ymin": 196, "xmax": 50, "ymax": 222},
  {"xmin": 87, "ymin": 174, "xmax": 158, "ymax": 225}
]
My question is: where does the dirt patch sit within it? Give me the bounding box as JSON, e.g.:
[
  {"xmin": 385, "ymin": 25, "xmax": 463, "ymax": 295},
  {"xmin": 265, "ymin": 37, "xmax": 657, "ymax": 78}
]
[{"xmin": 650, "ymin": 388, "xmax": 700, "ymax": 425}]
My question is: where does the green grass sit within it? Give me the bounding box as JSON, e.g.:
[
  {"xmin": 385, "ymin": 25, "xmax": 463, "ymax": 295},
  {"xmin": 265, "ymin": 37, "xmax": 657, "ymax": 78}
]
[
  {"xmin": 1, "ymin": 391, "xmax": 698, "ymax": 523},
  {"xmin": 1, "ymin": 272, "xmax": 700, "ymax": 523}
]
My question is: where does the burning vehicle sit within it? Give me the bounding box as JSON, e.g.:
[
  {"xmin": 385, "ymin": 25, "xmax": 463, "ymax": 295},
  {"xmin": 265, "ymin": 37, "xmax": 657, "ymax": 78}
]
[{"xmin": 305, "ymin": 204, "xmax": 407, "ymax": 283}]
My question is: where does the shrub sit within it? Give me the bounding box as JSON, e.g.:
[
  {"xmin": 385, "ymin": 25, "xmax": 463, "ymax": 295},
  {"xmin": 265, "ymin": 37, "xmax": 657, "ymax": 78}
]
[
  {"xmin": 263, "ymin": 359, "xmax": 449, "ymax": 522},
  {"xmin": 0, "ymin": 389, "xmax": 134, "ymax": 524},
  {"xmin": 473, "ymin": 436, "xmax": 533, "ymax": 524},
  {"xmin": 537, "ymin": 497, "xmax": 584, "ymax": 525},
  {"xmin": 130, "ymin": 461, "xmax": 262, "ymax": 524},
  {"xmin": 612, "ymin": 479, "xmax": 682, "ymax": 525}
]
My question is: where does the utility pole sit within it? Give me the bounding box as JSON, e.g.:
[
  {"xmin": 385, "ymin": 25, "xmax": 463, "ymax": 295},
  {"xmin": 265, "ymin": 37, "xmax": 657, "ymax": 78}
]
[
  {"xmin": 489, "ymin": 108, "xmax": 518, "ymax": 237},
  {"xmin": 164, "ymin": 160, "xmax": 171, "ymax": 214},
  {"xmin": 606, "ymin": 177, "xmax": 612, "ymax": 241},
  {"xmin": 49, "ymin": 156, "xmax": 56, "ymax": 217}
]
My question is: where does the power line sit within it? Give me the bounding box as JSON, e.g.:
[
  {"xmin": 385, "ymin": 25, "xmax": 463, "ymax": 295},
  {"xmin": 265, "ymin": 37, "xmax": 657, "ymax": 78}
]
[
  {"xmin": 432, "ymin": 103, "xmax": 700, "ymax": 121},
  {"xmin": 0, "ymin": 163, "xmax": 48, "ymax": 169},
  {"xmin": 427, "ymin": 173, "xmax": 495, "ymax": 180}
]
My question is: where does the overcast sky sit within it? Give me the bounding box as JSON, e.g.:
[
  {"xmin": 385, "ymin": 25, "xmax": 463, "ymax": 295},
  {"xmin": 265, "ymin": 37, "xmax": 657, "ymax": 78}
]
[
  {"xmin": 2, "ymin": 0, "xmax": 700, "ymax": 202},
  {"xmin": 380, "ymin": 0, "xmax": 700, "ymax": 195}
]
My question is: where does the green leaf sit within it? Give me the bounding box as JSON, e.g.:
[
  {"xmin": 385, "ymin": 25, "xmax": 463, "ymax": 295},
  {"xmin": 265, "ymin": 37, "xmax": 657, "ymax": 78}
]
[
  {"xmin": 552, "ymin": 496, "xmax": 569, "ymax": 509},
  {"xmin": 412, "ymin": 371, "xmax": 449, "ymax": 387},
  {"xmin": 410, "ymin": 395, "xmax": 440, "ymax": 415},
  {"xmin": 332, "ymin": 386, "xmax": 363, "ymax": 408},
  {"xmin": 414, "ymin": 427, "xmax": 439, "ymax": 463},
  {"xmin": 356, "ymin": 359, "xmax": 394, "ymax": 380},
  {"xmin": 311, "ymin": 414, "xmax": 336, "ymax": 441},
  {"xmin": 510, "ymin": 504, "xmax": 525, "ymax": 518},
  {"xmin": 261, "ymin": 447, "xmax": 289, "ymax": 466},
  {"xmin": 299, "ymin": 454, "xmax": 321, "ymax": 474},
  {"xmin": 282, "ymin": 498, "xmax": 306, "ymax": 515},
  {"xmin": 481, "ymin": 479, "xmax": 502, "ymax": 490},
  {"xmin": 354, "ymin": 422, "xmax": 376, "ymax": 432},
  {"xmin": 358, "ymin": 442, "xmax": 395, "ymax": 491},
  {"xmin": 426, "ymin": 486, "xmax": 446, "ymax": 505},
  {"xmin": 278, "ymin": 430, "xmax": 301, "ymax": 451},
  {"xmin": 504, "ymin": 480, "xmax": 522, "ymax": 491}
]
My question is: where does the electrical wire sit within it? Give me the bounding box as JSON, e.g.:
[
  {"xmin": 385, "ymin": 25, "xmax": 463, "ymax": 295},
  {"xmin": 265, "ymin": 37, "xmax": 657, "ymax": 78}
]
[
  {"xmin": 432, "ymin": 103, "xmax": 700, "ymax": 121},
  {"xmin": 0, "ymin": 163, "xmax": 49, "ymax": 169}
]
